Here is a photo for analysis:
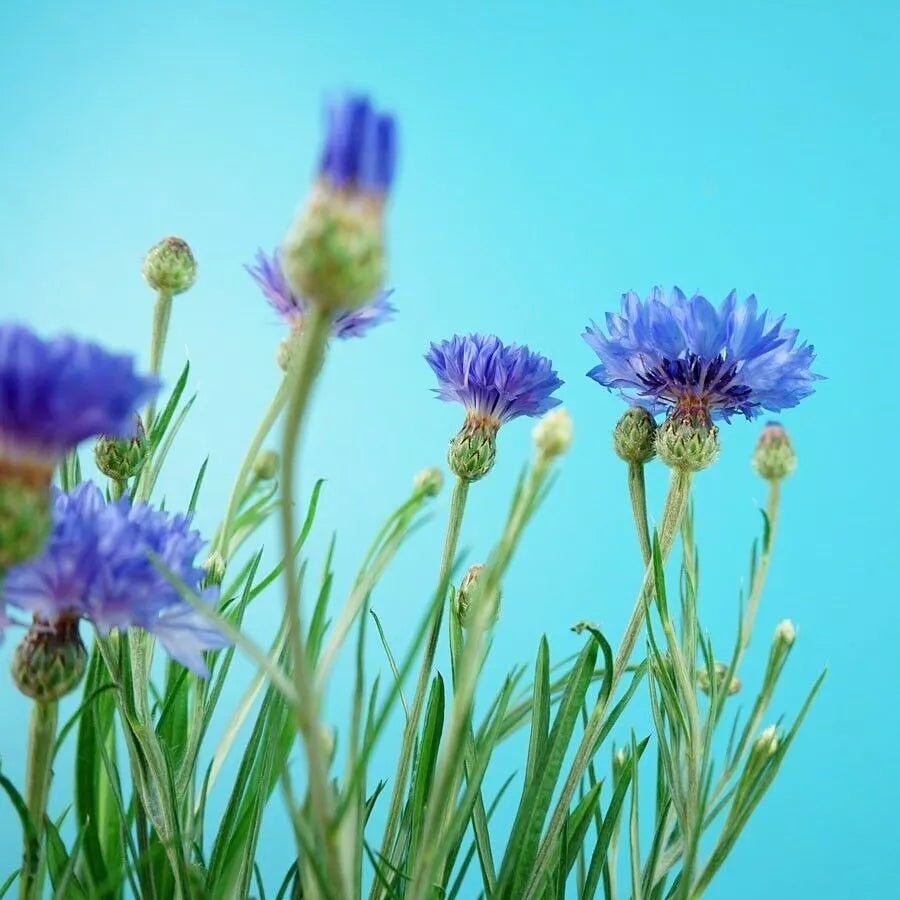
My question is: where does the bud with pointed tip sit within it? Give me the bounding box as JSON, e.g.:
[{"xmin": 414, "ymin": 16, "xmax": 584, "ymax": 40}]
[
  {"xmin": 12, "ymin": 616, "xmax": 87, "ymax": 702},
  {"xmin": 533, "ymin": 409, "xmax": 573, "ymax": 460},
  {"xmin": 203, "ymin": 551, "xmax": 227, "ymax": 588},
  {"xmin": 413, "ymin": 466, "xmax": 443, "ymax": 497},
  {"xmin": 454, "ymin": 563, "xmax": 500, "ymax": 628},
  {"xmin": 253, "ymin": 450, "xmax": 280, "ymax": 482},
  {"xmin": 752, "ymin": 421, "xmax": 796, "ymax": 481},
  {"xmin": 94, "ymin": 415, "xmax": 147, "ymax": 481},
  {"xmin": 613, "ymin": 406, "xmax": 657, "ymax": 464},
  {"xmin": 774, "ymin": 619, "xmax": 796, "ymax": 648},
  {"xmin": 656, "ymin": 408, "xmax": 719, "ymax": 471},
  {"xmin": 755, "ymin": 724, "xmax": 779, "ymax": 758},
  {"xmin": 142, "ymin": 237, "xmax": 197, "ymax": 295}
]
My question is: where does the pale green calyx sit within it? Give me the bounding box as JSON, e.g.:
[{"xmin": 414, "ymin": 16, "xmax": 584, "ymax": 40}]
[
  {"xmin": 12, "ymin": 616, "xmax": 87, "ymax": 702},
  {"xmin": 656, "ymin": 408, "xmax": 719, "ymax": 471},
  {"xmin": 253, "ymin": 450, "xmax": 280, "ymax": 482},
  {"xmin": 142, "ymin": 236, "xmax": 197, "ymax": 295},
  {"xmin": 448, "ymin": 416, "xmax": 498, "ymax": 482},
  {"xmin": 752, "ymin": 422, "xmax": 797, "ymax": 481},
  {"xmin": 613, "ymin": 406, "xmax": 657, "ymax": 464},
  {"xmin": 282, "ymin": 188, "xmax": 384, "ymax": 312}
]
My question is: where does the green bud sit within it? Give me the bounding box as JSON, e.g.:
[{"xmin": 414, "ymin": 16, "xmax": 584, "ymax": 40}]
[
  {"xmin": 253, "ymin": 450, "xmax": 280, "ymax": 482},
  {"xmin": 0, "ymin": 479, "xmax": 52, "ymax": 572},
  {"xmin": 282, "ymin": 192, "xmax": 384, "ymax": 311},
  {"xmin": 752, "ymin": 422, "xmax": 796, "ymax": 481},
  {"xmin": 203, "ymin": 551, "xmax": 227, "ymax": 588},
  {"xmin": 142, "ymin": 236, "xmax": 197, "ymax": 294},
  {"xmin": 12, "ymin": 616, "xmax": 87, "ymax": 702},
  {"xmin": 532, "ymin": 409, "xmax": 573, "ymax": 460},
  {"xmin": 448, "ymin": 418, "xmax": 498, "ymax": 482},
  {"xmin": 94, "ymin": 415, "xmax": 147, "ymax": 481},
  {"xmin": 454, "ymin": 563, "xmax": 500, "ymax": 629},
  {"xmin": 754, "ymin": 724, "xmax": 779, "ymax": 758},
  {"xmin": 413, "ymin": 466, "xmax": 444, "ymax": 497},
  {"xmin": 773, "ymin": 618, "xmax": 796, "ymax": 648},
  {"xmin": 613, "ymin": 406, "xmax": 657, "ymax": 464},
  {"xmin": 656, "ymin": 409, "xmax": 719, "ymax": 471},
  {"xmin": 697, "ymin": 661, "xmax": 741, "ymax": 696}
]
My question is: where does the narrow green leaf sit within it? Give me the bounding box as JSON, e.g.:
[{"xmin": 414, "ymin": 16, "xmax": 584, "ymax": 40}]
[{"xmin": 525, "ymin": 636, "xmax": 550, "ymax": 790}]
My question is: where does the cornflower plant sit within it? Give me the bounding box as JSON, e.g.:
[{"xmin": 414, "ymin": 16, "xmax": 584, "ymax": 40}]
[{"xmin": 0, "ymin": 92, "xmax": 824, "ymax": 900}]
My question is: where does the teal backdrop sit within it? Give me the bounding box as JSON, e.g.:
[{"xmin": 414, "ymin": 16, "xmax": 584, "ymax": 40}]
[{"xmin": 1, "ymin": 1, "xmax": 896, "ymax": 897}]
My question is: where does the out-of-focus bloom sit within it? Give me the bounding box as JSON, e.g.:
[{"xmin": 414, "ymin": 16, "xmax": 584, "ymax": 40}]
[
  {"xmin": 246, "ymin": 248, "xmax": 395, "ymax": 338},
  {"xmin": 252, "ymin": 449, "xmax": 280, "ymax": 482},
  {"xmin": 752, "ymin": 421, "xmax": 797, "ymax": 481},
  {"xmin": 583, "ymin": 287, "xmax": 820, "ymax": 422},
  {"xmin": 142, "ymin": 236, "xmax": 197, "ymax": 295},
  {"xmin": 3, "ymin": 482, "xmax": 230, "ymax": 676},
  {"xmin": 613, "ymin": 406, "xmax": 657, "ymax": 464},
  {"xmin": 413, "ymin": 466, "xmax": 444, "ymax": 497},
  {"xmin": 426, "ymin": 333, "xmax": 563, "ymax": 481},
  {"xmin": 0, "ymin": 324, "xmax": 157, "ymax": 569},
  {"xmin": 282, "ymin": 94, "xmax": 397, "ymax": 310},
  {"xmin": 532, "ymin": 409, "xmax": 573, "ymax": 460}
]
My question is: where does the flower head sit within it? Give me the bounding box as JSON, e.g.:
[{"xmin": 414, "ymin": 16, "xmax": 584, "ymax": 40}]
[
  {"xmin": 583, "ymin": 288, "xmax": 820, "ymax": 422},
  {"xmin": 319, "ymin": 95, "xmax": 397, "ymax": 194},
  {"xmin": 246, "ymin": 248, "xmax": 395, "ymax": 339},
  {"xmin": 3, "ymin": 482, "xmax": 229, "ymax": 676},
  {"xmin": 0, "ymin": 323, "xmax": 158, "ymax": 466},
  {"xmin": 426, "ymin": 333, "xmax": 563, "ymax": 428}
]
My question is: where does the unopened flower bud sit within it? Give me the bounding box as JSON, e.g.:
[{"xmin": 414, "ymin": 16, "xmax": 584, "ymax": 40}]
[
  {"xmin": 774, "ymin": 619, "xmax": 796, "ymax": 648},
  {"xmin": 448, "ymin": 417, "xmax": 497, "ymax": 482},
  {"xmin": 533, "ymin": 409, "xmax": 573, "ymax": 460},
  {"xmin": 612, "ymin": 747, "xmax": 629, "ymax": 778},
  {"xmin": 12, "ymin": 616, "xmax": 87, "ymax": 702},
  {"xmin": 697, "ymin": 661, "xmax": 741, "ymax": 696},
  {"xmin": 656, "ymin": 409, "xmax": 719, "ymax": 471},
  {"xmin": 613, "ymin": 406, "xmax": 657, "ymax": 464},
  {"xmin": 413, "ymin": 466, "xmax": 443, "ymax": 497},
  {"xmin": 203, "ymin": 551, "xmax": 227, "ymax": 588},
  {"xmin": 755, "ymin": 724, "xmax": 779, "ymax": 758},
  {"xmin": 454, "ymin": 563, "xmax": 500, "ymax": 628},
  {"xmin": 0, "ymin": 480, "xmax": 52, "ymax": 572},
  {"xmin": 94, "ymin": 415, "xmax": 147, "ymax": 481},
  {"xmin": 253, "ymin": 450, "xmax": 280, "ymax": 482},
  {"xmin": 142, "ymin": 236, "xmax": 197, "ymax": 295},
  {"xmin": 752, "ymin": 422, "xmax": 796, "ymax": 481}
]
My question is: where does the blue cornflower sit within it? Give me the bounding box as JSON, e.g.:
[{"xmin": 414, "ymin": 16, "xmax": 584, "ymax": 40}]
[
  {"xmin": 583, "ymin": 287, "xmax": 819, "ymax": 422},
  {"xmin": 246, "ymin": 248, "xmax": 395, "ymax": 339},
  {"xmin": 3, "ymin": 482, "xmax": 229, "ymax": 676},
  {"xmin": 426, "ymin": 333, "xmax": 564, "ymax": 428},
  {"xmin": 319, "ymin": 95, "xmax": 397, "ymax": 194},
  {"xmin": 0, "ymin": 323, "xmax": 158, "ymax": 469}
]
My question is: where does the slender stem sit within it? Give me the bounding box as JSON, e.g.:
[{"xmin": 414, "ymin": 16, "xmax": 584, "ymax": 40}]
[
  {"xmin": 524, "ymin": 467, "xmax": 694, "ymax": 899},
  {"xmin": 278, "ymin": 306, "xmax": 343, "ymax": 899},
  {"xmin": 215, "ymin": 376, "xmax": 290, "ymax": 558},
  {"xmin": 110, "ymin": 479, "xmax": 126, "ymax": 501},
  {"xmin": 20, "ymin": 701, "xmax": 58, "ymax": 900},
  {"xmin": 145, "ymin": 290, "xmax": 173, "ymax": 429},
  {"xmin": 740, "ymin": 479, "xmax": 781, "ymax": 650},
  {"xmin": 372, "ymin": 478, "xmax": 469, "ymax": 897},
  {"xmin": 628, "ymin": 462, "xmax": 652, "ymax": 566}
]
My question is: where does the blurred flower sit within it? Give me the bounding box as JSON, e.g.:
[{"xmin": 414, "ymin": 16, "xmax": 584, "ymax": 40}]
[
  {"xmin": 583, "ymin": 288, "xmax": 820, "ymax": 423},
  {"xmin": 752, "ymin": 421, "xmax": 797, "ymax": 481},
  {"xmin": 532, "ymin": 409, "xmax": 573, "ymax": 460},
  {"xmin": 413, "ymin": 466, "xmax": 444, "ymax": 497},
  {"xmin": 426, "ymin": 333, "xmax": 563, "ymax": 481},
  {"xmin": 246, "ymin": 248, "xmax": 395, "ymax": 338},
  {"xmin": 0, "ymin": 323, "xmax": 158, "ymax": 469},
  {"xmin": 3, "ymin": 482, "xmax": 229, "ymax": 676},
  {"xmin": 282, "ymin": 94, "xmax": 397, "ymax": 310}
]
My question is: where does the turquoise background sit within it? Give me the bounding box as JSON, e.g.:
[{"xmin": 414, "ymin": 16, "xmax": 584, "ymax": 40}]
[{"xmin": 1, "ymin": 1, "xmax": 897, "ymax": 896}]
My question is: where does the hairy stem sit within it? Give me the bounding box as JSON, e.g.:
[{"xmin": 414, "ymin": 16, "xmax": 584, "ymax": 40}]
[
  {"xmin": 628, "ymin": 462, "xmax": 652, "ymax": 566},
  {"xmin": 145, "ymin": 290, "xmax": 173, "ymax": 429}
]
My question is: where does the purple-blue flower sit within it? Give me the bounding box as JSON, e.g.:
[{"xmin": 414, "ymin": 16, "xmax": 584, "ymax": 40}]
[
  {"xmin": 426, "ymin": 333, "xmax": 564, "ymax": 427},
  {"xmin": 0, "ymin": 323, "xmax": 158, "ymax": 464},
  {"xmin": 319, "ymin": 95, "xmax": 397, "ymax": 194},
  {"xmin": 583, "ymin": 287, "xmax": 820, "ymax": 421},
  {"xmin": 3, "ymin": 482, "xmax": 229, "ymax": 676},
  {"xmin": 246, "ymin": 248, "xmax": 395, "ymax": 339}
]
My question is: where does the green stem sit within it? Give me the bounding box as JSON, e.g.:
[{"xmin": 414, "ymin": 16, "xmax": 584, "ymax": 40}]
[
  {"xmin": 524, "ymin": 467, "xmax": 694, "ymax": 899},
  {"xmin": 740, "ymin": 479, "xmax": 781, "ymax": 650},
  {"xmin": 372, "ymin": 478, "xmax": 469, "ymax": 897},
  {"xmin": 215, "ymin": 376, "xmax": 290, "ymax": 558},
  {"xmin": 110, "ymin": 479, "xmax": 126, "ymax": 501},
  {"xmin": 145, "ymin": 290, "xmax": 173, "ymax": 429},
  {"xmin": 628, "ymin": 462, "xmax": 652, "ymax": 566},
  {"xmin": 20, "ymin": 701, "xmax": 58, "ymax": 900},
  {"xmin": 278, "ymin": 306, "xmax": 343, "ymax": 899}
]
